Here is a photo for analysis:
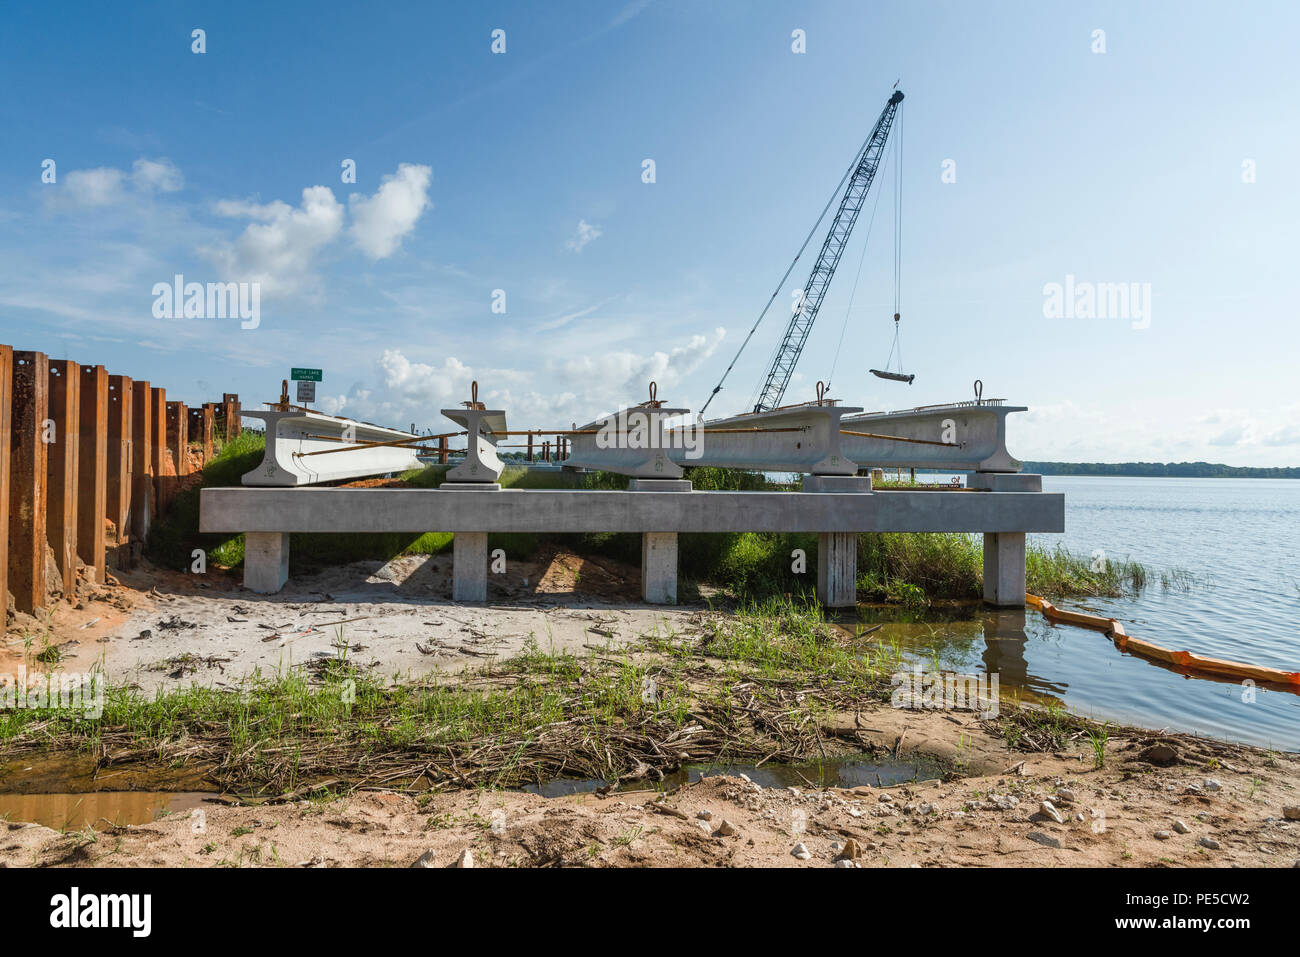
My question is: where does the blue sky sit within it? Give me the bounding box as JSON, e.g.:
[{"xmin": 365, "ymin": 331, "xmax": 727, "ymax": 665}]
[{"xmin": 2, "ymin": 0, "xmax": 1297, "ymax": 464}]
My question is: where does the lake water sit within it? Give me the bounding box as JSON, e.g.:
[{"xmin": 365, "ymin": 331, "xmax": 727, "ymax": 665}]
[{"xmin": 863, "ymin": 476, "xmax": 1300, "ymax": 750}]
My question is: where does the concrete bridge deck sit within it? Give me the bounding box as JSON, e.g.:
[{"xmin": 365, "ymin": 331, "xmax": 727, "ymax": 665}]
[{"xmin": 200, "ymin": 477, "xmax": 1063, "ymax": 608}]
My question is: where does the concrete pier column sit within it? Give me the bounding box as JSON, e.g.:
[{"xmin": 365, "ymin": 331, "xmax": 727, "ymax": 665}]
[
  {"xmin": 982, "ymin": 532, "xmax": 1026, "ymax": 607},
  {"xmin": 629, "ymin": 478, "xmax": 689, "ymax": 605},
  {"xmin": 802, "ymin": 473, "xmax": 868, "ymax": 607},
  {"xmin": 641, "ymin": 532, "xmax": 678, "ymax": 604},
  {"xmin": 817, "ymin": 532, "xmax": 858, "ymax": 608},
  {"xmin": 244, "ymin": 531, "xmax": 289, "ymax": 594},
  {"xmin": 452, "ymin": 531, "xmax": 488, "ymax": 601}
]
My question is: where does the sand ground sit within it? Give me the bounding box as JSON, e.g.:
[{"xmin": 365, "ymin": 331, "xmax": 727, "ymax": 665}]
[
  {"xmin": 3, "ymin": 711, "xmax": 1297, "ymax": 868},
  {"xmin": 2, "ymin": 553, "xmax": 1298, "ymax": 868},
  {"xmin": 3, "ymin": 550, "xmax": 702, "ymax": 694}
]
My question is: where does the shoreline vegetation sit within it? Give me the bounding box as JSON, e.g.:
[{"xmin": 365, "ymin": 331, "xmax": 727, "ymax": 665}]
[{"xmin": 148, "ymin": 433, "xmax": 1169, "ymax": 605}]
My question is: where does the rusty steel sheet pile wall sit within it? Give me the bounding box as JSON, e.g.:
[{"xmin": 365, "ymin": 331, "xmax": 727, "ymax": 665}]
[{"xmin": 1, "ymin": 342, "xmax": 242, "ymax": 621}]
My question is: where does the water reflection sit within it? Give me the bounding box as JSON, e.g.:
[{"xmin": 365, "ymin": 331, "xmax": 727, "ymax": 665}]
[
  {"xmin": 979, "ymin": 608, "xmax": 1069, "ymax": 702},
  {"xmin": 0, "ymin": 791, "xmax": 211, "ymax": 832},
  {"xmin": 833, "ymin": 599, "xmax": 1298, "ymax": 750},
  {"xmin": 522, "ymin": 753, "xmax": 949, "ymax": 798}
]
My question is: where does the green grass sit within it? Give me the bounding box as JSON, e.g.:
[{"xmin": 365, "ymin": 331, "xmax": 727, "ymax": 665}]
[
  {"xmin": 1026, "ymin": 543, "xmax": 1147, "ymax": 597},
  {"xmin": 146, "ymin": 430, "xmax": 266, "ymax": 570},
  {"xmin": 857, "ymin": 532, "xmax": 984, "ymax": 603}
]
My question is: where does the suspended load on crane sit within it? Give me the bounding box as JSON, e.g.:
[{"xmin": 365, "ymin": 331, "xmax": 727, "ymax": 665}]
[{"xmin": 870, "ymin": 311, "xmax": 913, "ymax": 383}]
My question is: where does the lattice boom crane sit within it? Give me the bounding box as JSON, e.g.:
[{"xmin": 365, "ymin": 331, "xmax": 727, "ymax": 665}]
[{"xmin": 751, "ymin": 89, "xmax": 903, "ymax": 413}]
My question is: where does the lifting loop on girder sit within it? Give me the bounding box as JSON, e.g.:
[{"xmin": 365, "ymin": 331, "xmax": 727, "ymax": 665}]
[
  {"xmin": 463, "ymin": 380, "xmax": 486, "ymax": 411},
  {"xmin": 974, "ymin": 379, "xmax": 983, "ymax": 405},
  {"xmin": 640, "ymin": 380, "xmax": 666, "ymax": 409}
]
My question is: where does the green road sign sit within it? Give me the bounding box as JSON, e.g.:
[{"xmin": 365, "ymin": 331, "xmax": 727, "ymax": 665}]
[{"xmin": 291, "ymin": 368, "xmax": 323, "ymax": 382}]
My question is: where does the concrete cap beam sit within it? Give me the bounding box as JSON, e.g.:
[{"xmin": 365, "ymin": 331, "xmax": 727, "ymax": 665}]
[{"xmin": 201, "ymin": 486, "xmax": 1064, "ymax": 535}]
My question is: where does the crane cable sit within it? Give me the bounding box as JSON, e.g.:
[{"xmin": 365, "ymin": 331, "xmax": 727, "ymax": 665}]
[
  {"xmin": 825, "ymin": 144, "xmax": 891, "ymax": 395},
  {"xmin": 884, "ymin": 103, "xmax": 905, "ymax": 374},
  {"xmin": 699, "ymin": 125, "xmax": 880, "ymax": 418}
]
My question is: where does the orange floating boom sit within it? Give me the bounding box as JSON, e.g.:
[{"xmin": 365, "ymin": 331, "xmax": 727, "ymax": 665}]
[{"xmin": 1025, "ymin": 593, "xmax": 1300, "ymax": 691}]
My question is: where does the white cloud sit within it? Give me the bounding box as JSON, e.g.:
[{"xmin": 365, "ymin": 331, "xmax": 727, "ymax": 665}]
[
  {"xmin": 60, "ymin": 167, "xmax": 127, "ymax": 206},
  {"xmin": 378, "ymin": 348, "xmax": 474, "ymax": 405},
  {"xmin": 1262, "ymin": 423, "xmax": 1300, "ymax": 446},
  {"xmin": 609, "ymin": 0, "xmax": 654, "ymax": 28},
  {"xmin": 1198, "ymin": 406, "xmax": 1300, "ymax": 449},
  {"xmin": 52, "ymin": 157, "xmax": 183, "ymax": 208},
  {"xmin": 204, "ymin": 164, "xmax": 432, "ymax": 293},
  {"xmin": 566, "ymin": 219, "xmax": 602, "ymax": 252},
  {"xmin": 130, "ymin": 158, "xmax": 183, "ymax": 193},
  {"xmin": 1208, "ymin": 423, "xmax": 1249, "ymax": 446},
  {"xmin": 321, "ymin": 350, "xmax": 476, "ymax": 422},
  {"xmin": 314, "ymin": 329, "xmax": 726, "ymax": 432},
  {"xmin": 348, "ymin": 163, "xmax": 433, "ymax": 260},
  {"xmin": 558, "ymin": 327, "xmax": 725, "ymax": 407},
  {"xmin": 203, "ymin": 186, "xmax": 345, "ymax": 294}
]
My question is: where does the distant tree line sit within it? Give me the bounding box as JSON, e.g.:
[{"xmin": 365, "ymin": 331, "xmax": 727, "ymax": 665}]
[{"xmin": 1022, "ymin": 461, "xmax": 1300, "ymax": 479}]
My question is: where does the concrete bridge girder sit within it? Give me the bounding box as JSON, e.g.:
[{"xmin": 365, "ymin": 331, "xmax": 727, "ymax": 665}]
[
  {"xmin": 241, "ymin": 410, "xmax": 422, "ymax": 487},
  {"xmin": 665, "ymin": 402, "xmax": 864, "ymax": 475},
  {"xmin": 564, "ymin": 406, "xmax": 691, "ymax": 478},
  {"xmin": 840, "ymin": 402, "xmax": 1025, "ymax": 473}
]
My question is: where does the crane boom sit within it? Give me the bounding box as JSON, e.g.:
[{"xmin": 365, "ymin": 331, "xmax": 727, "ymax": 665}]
[{"xmin": 751, "ymin": 89, "xmax": 903, "ymax": 413}]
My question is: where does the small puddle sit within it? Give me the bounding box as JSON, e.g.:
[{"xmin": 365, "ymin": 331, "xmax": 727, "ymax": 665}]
[
  {"xmin": 0, "ymin": 791, "xmax": 212, "ymax": 832},
  {"xmin": 522, "ymin": 753, "xmax": 948, "ymax": 798},
  {"xmin": 0, "ymin": 753, "xmax": 219, "ymax": 831}
]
